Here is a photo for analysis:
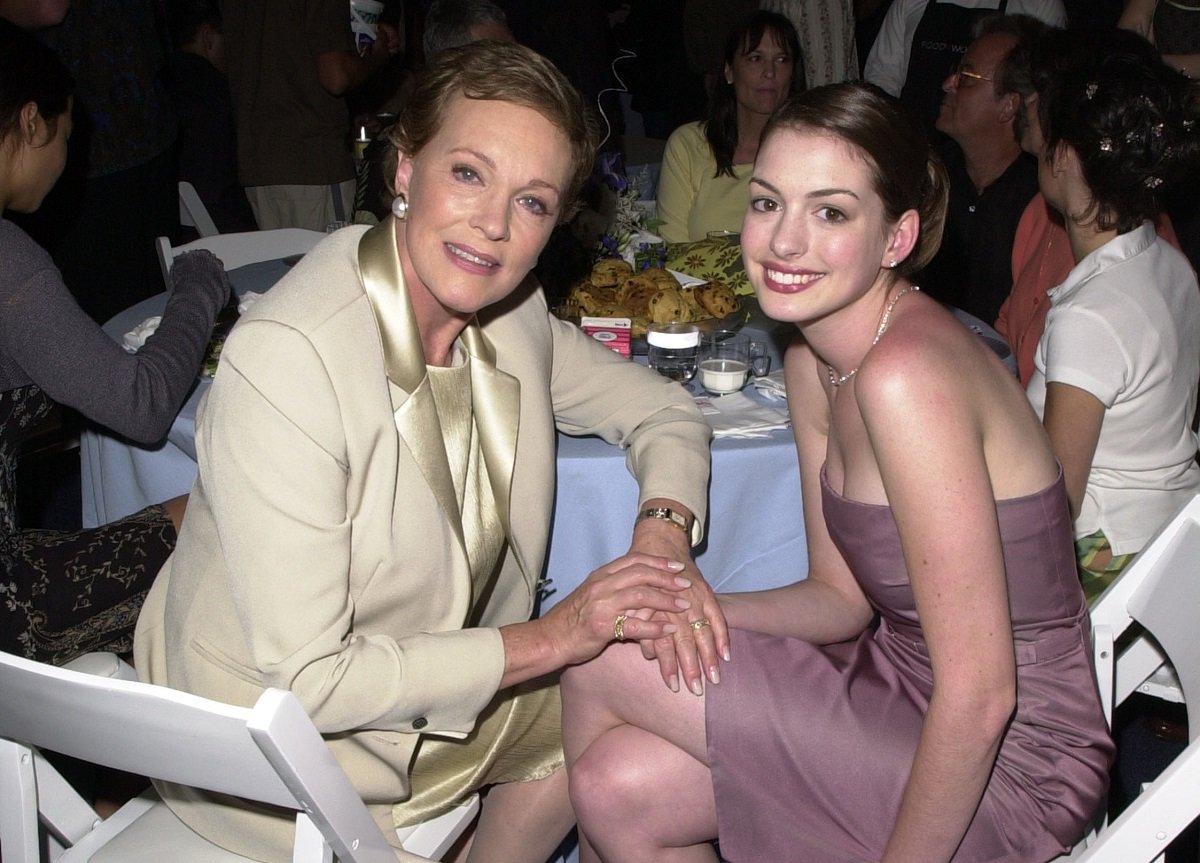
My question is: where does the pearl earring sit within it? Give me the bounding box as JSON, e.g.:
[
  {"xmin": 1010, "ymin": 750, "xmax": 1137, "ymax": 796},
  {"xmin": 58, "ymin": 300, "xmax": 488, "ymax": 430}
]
[{"xmin": 391, "ymin": 194, "xmax": 408, "ymax": 221}]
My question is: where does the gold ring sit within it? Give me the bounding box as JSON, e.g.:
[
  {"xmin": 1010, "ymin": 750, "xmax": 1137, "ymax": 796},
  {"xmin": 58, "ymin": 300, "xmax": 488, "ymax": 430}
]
[
  {"xmin": 689, "ymin": 618, "xmax": 711, "ymax": 631},
  {"xmin": 613, "ymin": 613, "xmax": 628, "ymax": 642}
]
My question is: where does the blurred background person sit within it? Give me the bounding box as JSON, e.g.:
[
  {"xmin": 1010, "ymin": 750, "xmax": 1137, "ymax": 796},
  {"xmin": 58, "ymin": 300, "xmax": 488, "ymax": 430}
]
[
  {"xmin": 166, "ymin": 0, "xmax": 258, "ymax": 234},
  {"xmin": 657, "ymin": 10, "xmax": 803, "ymax": 243},
  {"xmin": 1027, "ymin": 29, "xmax": 1200, "ymax": 600},
  {"xmin": 1119, "ymin": 0, "xmax": 1200, "ymax": 275},
  {"xmin": 863, "ymin": 0, "xmax": 1067, "ymax": 138},
  {"xmin": 424, "ymin": 0, "xmax": 513, "ymax": 55},
  {"xmin": 13, "ymin": 0, "xmax": 180, "ymax": 325},
  {"xmin": 220, "ymin": 0, "xmax": 399, "ymax": 231},
  {"xmin": 762, "ymin": 0, "xmax": 859, "ymax": 86},
  {"xmin": 918, "ymin": 14, "xmax": 1045, "ymax": 325},
  {"xmin": 994, "ymin": 24, "xmax": 1180, "ymax": 385},
  {"xmin": 0, "ymin": 23, "xmax": 229, "ymax": 665}
]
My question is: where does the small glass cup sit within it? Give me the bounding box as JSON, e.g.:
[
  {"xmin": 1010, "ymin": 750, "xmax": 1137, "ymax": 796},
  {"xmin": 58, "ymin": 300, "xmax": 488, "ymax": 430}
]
[
  {"xmin": 706, "ymin": 229, "xmax": 740, "ymax": 244},
  {"xmin": 646, "ymin": 322, "xmax": 700, "ymax": 383},
  {"xmin": 698, "ymin": 330, "xmax": 749, "ymax": 394}
]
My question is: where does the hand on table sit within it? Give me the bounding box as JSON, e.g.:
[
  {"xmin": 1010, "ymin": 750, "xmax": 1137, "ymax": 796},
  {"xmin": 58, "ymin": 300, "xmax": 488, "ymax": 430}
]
[{"xmin": 628, "ymin": 515, "xmax": 729, "ymax": 696}]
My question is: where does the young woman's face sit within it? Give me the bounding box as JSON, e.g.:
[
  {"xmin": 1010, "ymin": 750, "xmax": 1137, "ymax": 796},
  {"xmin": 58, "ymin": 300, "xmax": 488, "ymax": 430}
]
[
  {"xmin": 726, "ymin": 30, "xmax": 794, "ymax": 119},
  {"xmin": 6, "ymin": 101, "xmax": 71, "ymax": 214},
  {"xmin": 393, "ymin": 93, "xmax": 572, "ymax": 325},
  {"xmin": 741, "ymin": 128, "xmax": 902, "ymax": 326}
]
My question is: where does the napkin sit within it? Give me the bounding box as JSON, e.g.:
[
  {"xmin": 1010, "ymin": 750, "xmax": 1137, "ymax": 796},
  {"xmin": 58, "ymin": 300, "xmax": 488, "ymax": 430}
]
[
  {"xmin": 751, "ymin": 370, "xmax": 788, "ymax": 401},
  {"xmin": 694, "ymin": 391, "xmax": 790, "ymax": 438},
  {"xmin": 237, "ymin": 291, "xmax": 264, "ymax": 315},
  {"xmin": 122, "ymin": 316, "xmax": 161, "ymax": 353}
]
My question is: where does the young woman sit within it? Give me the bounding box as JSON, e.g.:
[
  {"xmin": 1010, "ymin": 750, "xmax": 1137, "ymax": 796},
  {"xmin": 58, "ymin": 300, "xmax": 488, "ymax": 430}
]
[
  {"xmin": 656, "ymin": 11, "xmax": 804, "ymax": 243},
  {"xmin": 561, "ymin": 84, "xmax": 1112, "ymax": 863},
  {"xmin": 0, "ymin": 22, "xmax": 228, "ymax": 664},
  {"xmin": 1028, "ymin": 33, "xmax": 1200, "ymax": 600}
]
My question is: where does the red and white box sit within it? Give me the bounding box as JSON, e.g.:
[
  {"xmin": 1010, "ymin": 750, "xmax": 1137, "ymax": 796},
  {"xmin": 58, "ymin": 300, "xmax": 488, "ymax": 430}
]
[{"xmin": 581, "ymin": 316, "xmax": 632, "ymax": 357}]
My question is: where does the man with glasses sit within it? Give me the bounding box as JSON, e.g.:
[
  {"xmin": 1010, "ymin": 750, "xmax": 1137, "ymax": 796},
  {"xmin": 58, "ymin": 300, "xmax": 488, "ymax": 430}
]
[
  {"xmin": 864, "ymin": 0, "xmax": 1066, "ymax": 137},
  {"xmin": 919, "ymin": 13, "xmax": 1049, "ymax": 326}
]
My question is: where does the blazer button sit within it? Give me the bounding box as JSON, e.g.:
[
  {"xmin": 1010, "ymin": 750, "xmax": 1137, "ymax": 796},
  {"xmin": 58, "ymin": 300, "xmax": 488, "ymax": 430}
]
[{"xmin": 412, "ymin": 717, "xmax": 428, "ymax": 730}]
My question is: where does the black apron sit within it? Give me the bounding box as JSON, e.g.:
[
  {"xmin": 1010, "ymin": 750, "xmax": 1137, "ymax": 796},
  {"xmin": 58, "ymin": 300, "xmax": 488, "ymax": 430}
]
[{"xmin": 900, "ymin": 0, "xmax": 1009, "ymax": 136}]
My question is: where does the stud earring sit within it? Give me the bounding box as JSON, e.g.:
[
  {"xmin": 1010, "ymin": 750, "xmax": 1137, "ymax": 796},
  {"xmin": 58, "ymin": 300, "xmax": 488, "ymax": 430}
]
[
  {"xmin": 887, "ymin": 260, "xmax": 898, "ymax": 269},
  {"xmin": 391, "ymin": 194, "xmax": 408, "ymax": 221}
]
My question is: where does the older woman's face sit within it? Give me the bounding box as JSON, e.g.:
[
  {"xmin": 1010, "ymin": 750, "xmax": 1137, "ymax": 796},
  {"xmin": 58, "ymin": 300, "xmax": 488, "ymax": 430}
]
[
  {"xmin": 726, "ymin": 30, "xmax": 794, "ymax": 118},
  {"xmin": 393, "ymin": 93, "xmax": 572, "ymax": 321}
]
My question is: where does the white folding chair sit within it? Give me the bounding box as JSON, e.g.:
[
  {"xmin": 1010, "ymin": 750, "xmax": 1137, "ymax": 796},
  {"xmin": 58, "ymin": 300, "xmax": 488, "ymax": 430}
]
[
  {"xmin": 0, "ymin": 651, "xmax": 478, "ymax": 862},
  {"xmin": 178, "ymin": 181, "xmax": 220, "ymax": 239},
  {"xmin": 156, "ymin": 228, "xmax": 324, "ymax": 291},
  {"xmin": 1050, "ymin": 493, "xmax": 1200, "ymax": 862}
]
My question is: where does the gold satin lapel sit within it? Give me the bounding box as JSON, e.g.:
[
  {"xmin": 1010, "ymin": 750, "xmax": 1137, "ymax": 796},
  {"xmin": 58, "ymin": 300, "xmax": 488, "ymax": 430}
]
[
  {"xmin": 358, "ymin": 219, "xmax": 463, "ymax": 547},
  {"xmin": 461, "ymin": 326, "xmax": 520, "ymax": 548}
]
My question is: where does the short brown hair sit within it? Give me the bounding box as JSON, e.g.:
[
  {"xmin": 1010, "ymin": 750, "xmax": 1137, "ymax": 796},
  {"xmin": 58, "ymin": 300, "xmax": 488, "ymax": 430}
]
[
  {"xmin": 385, "ymin": 40, "xmax": 598, "ymax": 222},
  {"xmin": 762, "ymin": 83, "xmax": 948, "ymax": 276}
]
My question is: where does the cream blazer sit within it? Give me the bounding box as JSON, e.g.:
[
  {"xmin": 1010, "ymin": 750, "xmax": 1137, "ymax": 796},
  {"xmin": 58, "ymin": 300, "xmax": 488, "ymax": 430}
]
[{"xmin": 134, "ymin": 220, "xmax": 711, "ymax": 860}]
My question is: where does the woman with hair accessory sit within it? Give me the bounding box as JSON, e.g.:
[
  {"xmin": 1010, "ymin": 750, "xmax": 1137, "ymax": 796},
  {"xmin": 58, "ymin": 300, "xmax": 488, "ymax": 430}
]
[
  {"xmin": 655, "ymin": 10, "xmax": 804, "ymax": 243},
  {"xmin": 0, "ymin": 22, "xmax": 229, "ymax": 665},
  {"xmin": 134, "ymin": 39, "xmax": 717, "ymax": 862},
  {"xmin": 561, "ymin": 83, "xmax": 1112, "ymax": 863},
  {"xmin": 1027, "ymin": 34, "xmax": 1200, "ymax": 601}
]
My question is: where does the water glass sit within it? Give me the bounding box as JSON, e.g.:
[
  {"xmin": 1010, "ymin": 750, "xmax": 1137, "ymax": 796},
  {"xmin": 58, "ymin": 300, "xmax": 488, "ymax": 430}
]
[
  {"xmin": 699, "ymin": 330, "xmax": 750, "ymax": 394},
  {"xmin": 646, "ymin": 322, "xmax": 700, "ymax": 383}
]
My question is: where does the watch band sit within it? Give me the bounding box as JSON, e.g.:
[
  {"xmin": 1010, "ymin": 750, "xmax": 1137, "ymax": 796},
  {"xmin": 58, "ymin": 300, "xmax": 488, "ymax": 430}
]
[{"xmin": 637, "ymin": 506, "xmax": 692, "ymax": 534}]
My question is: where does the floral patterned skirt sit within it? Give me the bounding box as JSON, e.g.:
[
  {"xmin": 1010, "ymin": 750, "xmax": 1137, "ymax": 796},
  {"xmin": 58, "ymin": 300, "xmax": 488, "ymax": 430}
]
[{"xmin": 1, "ymin": 384, "xmax": 176, "ymax": 665}]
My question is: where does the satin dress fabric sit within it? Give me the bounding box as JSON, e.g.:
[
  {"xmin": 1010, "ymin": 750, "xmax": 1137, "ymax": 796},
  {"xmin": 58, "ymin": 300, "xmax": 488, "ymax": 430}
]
[{"xmin": 706, "ymin": 468, "xmax": 1113, "ymax": 863}]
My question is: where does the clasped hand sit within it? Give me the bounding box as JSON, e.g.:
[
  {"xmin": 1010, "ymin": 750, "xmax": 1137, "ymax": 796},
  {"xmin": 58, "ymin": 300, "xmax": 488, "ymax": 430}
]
[{"xmin": 626, "ymin": 520, "xmax": 729, "ymax": 696}]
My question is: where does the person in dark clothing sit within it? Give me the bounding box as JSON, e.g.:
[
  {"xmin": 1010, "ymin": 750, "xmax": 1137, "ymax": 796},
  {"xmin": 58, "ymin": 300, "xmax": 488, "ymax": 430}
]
[{"xmin": 166, "ymin": 0, "xmax": 257, "ymax": 234}]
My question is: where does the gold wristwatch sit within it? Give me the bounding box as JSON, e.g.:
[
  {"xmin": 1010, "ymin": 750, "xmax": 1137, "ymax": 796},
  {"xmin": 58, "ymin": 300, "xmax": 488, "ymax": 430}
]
[{"xmin": 637, "ymin": 506, "xmax": 692, "ymax": 535}]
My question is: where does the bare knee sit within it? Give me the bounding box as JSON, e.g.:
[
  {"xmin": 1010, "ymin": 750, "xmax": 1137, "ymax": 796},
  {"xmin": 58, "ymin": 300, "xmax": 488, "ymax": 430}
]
[{"xmin": 568, "ymin": 732, "xmax": 655, "ymax": 832}]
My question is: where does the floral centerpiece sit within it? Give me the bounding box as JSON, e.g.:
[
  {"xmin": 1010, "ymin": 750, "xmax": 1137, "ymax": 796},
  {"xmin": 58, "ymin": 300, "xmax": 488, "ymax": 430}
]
[{"xmin": 595, "ymin": 151, "xmax": 665, "ymax": 271}]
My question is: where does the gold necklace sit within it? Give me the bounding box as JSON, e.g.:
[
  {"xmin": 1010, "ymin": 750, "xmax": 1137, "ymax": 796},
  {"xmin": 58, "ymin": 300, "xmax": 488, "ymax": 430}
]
[{"xmin": 827, "ymin": 284, "xmax": 921, "ymax": 387}]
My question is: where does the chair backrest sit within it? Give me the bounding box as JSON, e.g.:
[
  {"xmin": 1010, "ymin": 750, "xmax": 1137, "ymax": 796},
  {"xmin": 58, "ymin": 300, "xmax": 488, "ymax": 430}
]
[
  {"xmin": 178, "ymin": 181, "xmax": 219, "ymax": 238},
  {"xmin": 156, "ymin": 228, "xmax": 324, "ymax": 291},
  {"xmin": 0, "ymin": 652, "xmax": 398, "ymax": 863},
  {"xmin": 1089, "ymin": 492, "xmax": 1200, "ymax": 728},
  {"xmin": 1066, "ymin": 493, "xmax": 1200, "ymax": 862}
]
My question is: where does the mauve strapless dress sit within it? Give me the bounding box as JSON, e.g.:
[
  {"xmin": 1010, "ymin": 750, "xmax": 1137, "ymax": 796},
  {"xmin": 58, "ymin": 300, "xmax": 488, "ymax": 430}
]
[{"xmin": 706, "ymin": 468, "xmax": 1114, "ymax": 863}]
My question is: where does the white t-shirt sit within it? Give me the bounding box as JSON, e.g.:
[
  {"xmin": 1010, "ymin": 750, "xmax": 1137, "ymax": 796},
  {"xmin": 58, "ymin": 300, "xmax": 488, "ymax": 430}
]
[
  {"xmin": 864, "ymin": 0, "xmax": 1069, "ymax": 97},
  {"xmin": 1028, "ymin": 222, "xmax": 1200, "ymax": 555}
]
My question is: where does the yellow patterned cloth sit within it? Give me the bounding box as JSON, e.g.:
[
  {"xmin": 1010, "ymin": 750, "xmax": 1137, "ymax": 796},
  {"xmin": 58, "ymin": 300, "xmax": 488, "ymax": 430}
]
[
  {"xmin": 1075, "ymin": 529, "xmax": 1135, "ymax": 605},
  {"xmin": 666, "ymin": 238, "xmax": 752, "ymax": 296}
]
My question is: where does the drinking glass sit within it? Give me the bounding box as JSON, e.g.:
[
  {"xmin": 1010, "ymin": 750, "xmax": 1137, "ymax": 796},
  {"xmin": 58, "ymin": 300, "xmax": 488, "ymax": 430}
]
[
  {"xmin": 699, "ymin": 330, "xmax": 750, "ymax": 394},
  {"xmin": 646, "ymin": 322, "xmax": 700, "ymax": 383}
]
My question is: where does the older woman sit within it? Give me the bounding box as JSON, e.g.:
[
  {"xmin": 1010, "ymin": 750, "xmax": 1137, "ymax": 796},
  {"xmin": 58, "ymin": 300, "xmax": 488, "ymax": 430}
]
[
  {"xmin": 656, "ymin": 11, "xmax": 803, "ymax": 243},
  {"xmin": 0, "ymin": 22, "xmax": 228, "ymax": 665},
  {"xmin": 133, "ymin": 40, "xmax": 717, "ymax": 862},
  {"xmin": 562, "ymin": 84, "xmax": 1112, "ymax": 863}
]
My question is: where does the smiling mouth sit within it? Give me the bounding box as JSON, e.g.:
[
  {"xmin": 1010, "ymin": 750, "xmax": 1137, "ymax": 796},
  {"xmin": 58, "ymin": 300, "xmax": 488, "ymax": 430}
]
[
  {"xmin": 765, "ymin": 269, "xmax": 823, "ymax": 286},
  {"xmin": 447, "ymin": 244, "xmax": 497, "ymax": 268}
]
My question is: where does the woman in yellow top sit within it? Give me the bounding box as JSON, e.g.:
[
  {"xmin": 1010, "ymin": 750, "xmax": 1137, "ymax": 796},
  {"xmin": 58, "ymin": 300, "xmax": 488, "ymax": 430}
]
[{"xmin": 656, "ymin": 11, "xmax": 803, "ymax": 243}]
